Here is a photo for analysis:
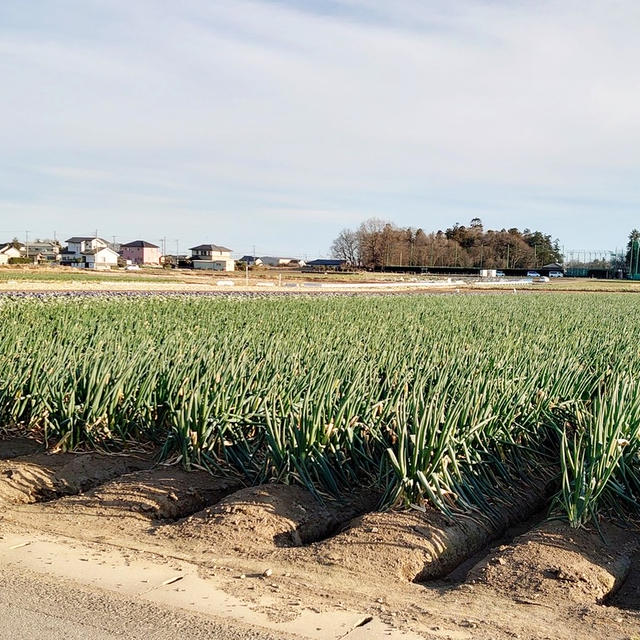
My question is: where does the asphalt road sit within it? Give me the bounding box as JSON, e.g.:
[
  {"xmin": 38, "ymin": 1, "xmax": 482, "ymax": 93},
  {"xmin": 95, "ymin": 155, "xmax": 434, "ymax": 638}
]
[{"xmin": 0, "ymin": 562, "xmax": 297, "ymax": 640}]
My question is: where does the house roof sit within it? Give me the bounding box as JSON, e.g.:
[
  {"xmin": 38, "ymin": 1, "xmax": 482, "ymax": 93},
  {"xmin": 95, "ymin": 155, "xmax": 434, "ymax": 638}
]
[
  {"xmin": 307, "ymin": 259, "xmax": 347, "ymax": 266},
  {"xmin": 121, "ymin": 240, "xmax": 159, "ymax": 249},
  {"xmin": 189, "ymin": 244, "xmax": 232, "ymax": 252},
  {"xmin": 260, "ymin": 256, "xmax": 296, "ymax": 261},
  {"xmin": 240, "ymin": 255, "xmax": 260, "ymax": 262},
  {"xmin": 541, "ymin": 262, "xmax": 563, "ymax": 269},
  {"xmin": 66, "ymin": 236, "xmax": 109, "ymax": 244}
]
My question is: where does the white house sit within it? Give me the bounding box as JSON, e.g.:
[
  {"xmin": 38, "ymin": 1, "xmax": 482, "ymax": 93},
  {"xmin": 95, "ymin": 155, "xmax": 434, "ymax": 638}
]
[
  {"xmin": 240, "ymin": 255, "xmax": 263, "ymax": 266},
  {"xmin": 83, "ymin": 247, "xmax": 120, "ymax": 269},
  {"xmin": 61, "ymin": 237, "xmax": 119, "ymax": 269},
  {"xmin": 259, "ymin": 256, "xmax": 305, "ymax": 267},
  {"xmin": 0, "ymin": 243, "xmax": 23, "ymax": 265},
  {"xmin": 190, "ymin": 244, "xmax": 235, "ymax": 272}
]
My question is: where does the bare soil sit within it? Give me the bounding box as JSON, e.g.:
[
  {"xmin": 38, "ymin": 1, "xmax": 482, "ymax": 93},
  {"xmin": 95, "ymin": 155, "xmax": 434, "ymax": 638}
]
[
  {"xmin": 0, "ymin": 436, "xmax": 43, "ymax": 459},
  {"xmin": 467, "ymin": 519, "xmax": 638, "ymax": 604},
  {"xmin": 1, "ymin": 444, "xmax": 638, "ymax": 640},
  {"xmin": 0, "ymin": 450, "xmax": 153, "ymax": 504},
  {"xmin": 169, "ymin": 484, "xmax": 381, "ymax": 555}
]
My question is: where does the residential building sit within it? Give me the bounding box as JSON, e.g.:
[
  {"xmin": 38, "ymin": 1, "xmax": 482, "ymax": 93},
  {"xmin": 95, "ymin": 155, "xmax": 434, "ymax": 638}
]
[
  {"xmin": 305, "ymin": 259, "xmax": 348, "ymax": 271},
  {"xmin": 25, "ymin": 241, "xmax": 61, "ymax": 262},
  {"xmin": 65, "ymin": 236, "xmax": 109, "ymax": 255},
  {"xmin": 259, "ymin": 256, "xmax": 301, "ymax": 267},
  {"xmin": 83, "ymin": 247, "xmax": 121, "ymax": 269},
  {"xmin": 61, "ymin": 237, "xmax": 119, "ymax": 269},
  {"xmin": 120, "ymin": 240, "xmax": 162, "ymax": 265},
  {"xmin": 239, "ymin": 255, "xmax": 263, "ymax": 266},
  {"xmin": 190, "ymin": 244, "xmax": 235, "ymax": 271},
  {"xmin": 0, "ymin": 242, "xmax": 23, "ymax": 265}
]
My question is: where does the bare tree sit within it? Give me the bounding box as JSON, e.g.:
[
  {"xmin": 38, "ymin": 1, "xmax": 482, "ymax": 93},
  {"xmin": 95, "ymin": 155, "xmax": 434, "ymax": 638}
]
[{"xmin": 331, "ymin": 228, "xmax": 360, "ymax": 265}]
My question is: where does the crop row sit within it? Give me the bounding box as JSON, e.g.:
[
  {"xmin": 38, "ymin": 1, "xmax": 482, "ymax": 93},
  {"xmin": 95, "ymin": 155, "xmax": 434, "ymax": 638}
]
[{"xmin": 1, "ymin": 293, "xmax": 639, "ymax": 526}]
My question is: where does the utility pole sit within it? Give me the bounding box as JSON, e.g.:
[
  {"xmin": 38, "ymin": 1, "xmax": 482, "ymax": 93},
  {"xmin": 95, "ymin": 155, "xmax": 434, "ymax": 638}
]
[
  {"xmin": 506, "ymin": 244, "xmax": 510, "ymax": 269},
  {"xmin": 25, "ymin": 230, "xmax": 29, "ymax": 259}
]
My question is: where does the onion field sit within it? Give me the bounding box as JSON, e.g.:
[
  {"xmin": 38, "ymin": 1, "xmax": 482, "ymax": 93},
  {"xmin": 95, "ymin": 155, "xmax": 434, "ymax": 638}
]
[{"xmin": 1, "ymin": 293, "xmax": 639, "ymax": 527}]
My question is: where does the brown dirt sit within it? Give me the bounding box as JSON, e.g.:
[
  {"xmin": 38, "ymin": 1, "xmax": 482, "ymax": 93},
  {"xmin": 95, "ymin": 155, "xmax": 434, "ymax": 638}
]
[
  {"xmin": 0, "ymin": 436, "xmax": 43, "ymax": 459},
  {"xmin": 0, "ymin": 451, "xmax": 153, "ymax": 504},
  {"xmin": 467, "ymin": 519, "xmax": 639, "ymax": 604},
  {"xmin": 1, "ymin": 445, "xmax": 639, "ymax": 639},
  {"xmin": 32, "ymin": 466, "xmax": 243, "ymax": 522},
  {"xmin": 303, "ymin": 471, "xmax": 554, "ymax": 583},
  {"xmin": 167, "ymin": 484, "xmax": 380, "ymax": 555},
  {"xmin": 609, "ymin": 551, "xmax": 640, "ymax": 610}
]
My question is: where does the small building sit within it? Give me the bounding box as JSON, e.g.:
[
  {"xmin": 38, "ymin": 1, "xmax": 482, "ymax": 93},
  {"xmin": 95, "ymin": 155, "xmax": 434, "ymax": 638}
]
[
  {"xmin": 26, "ymin": 241, "xmax": 61, "ymax": 262},
  {"xmin": 259, "ymin": 256, "xmax": 299, "ymax": 267},
  {"xmin": 82, "ymin": 246, "xmax": 120, "ymax": 270},
  {"xmin": 120, "ymin": 240, "xmax": 162, "ymax": 265},
  {"xmin": 305, "ymin": 259, "xmax": 348, "ymax": 271},
  {"xmin": 65, "ymin": 236, "xmax": 109, "ymax": 255},
  {"xmin": 0, "ymin": 242, "xmax": 23, "ymax": 265},
  {"xmin": 190, "ymin": 244, "xmax": 235, "ymax": 272},
  {"xmin": 239, "ymin": 255, "xmax": 263, "ymax": 266},
  {"xmin": 540, "ymin": 262, "xmax": 564, "ymax": 273},
  {"xmin": 61, "ymin": 236, "xmax": 119, "ymax": 268}
]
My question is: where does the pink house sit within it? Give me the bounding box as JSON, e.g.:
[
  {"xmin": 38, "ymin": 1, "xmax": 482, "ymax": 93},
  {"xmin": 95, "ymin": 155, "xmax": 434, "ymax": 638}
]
[{"xmin": 120, "ymin": 240, "xmax": 162, "ymax": 265}]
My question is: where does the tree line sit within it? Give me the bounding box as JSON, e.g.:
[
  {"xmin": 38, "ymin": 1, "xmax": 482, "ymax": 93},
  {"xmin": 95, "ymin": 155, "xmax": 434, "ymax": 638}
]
[{"xmin": 331, "ymin": 218, "xmax": 562, "ymax": 269}]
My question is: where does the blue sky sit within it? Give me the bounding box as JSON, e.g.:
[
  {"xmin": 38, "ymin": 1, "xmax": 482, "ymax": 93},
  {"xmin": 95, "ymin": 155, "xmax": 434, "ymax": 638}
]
[{"xmin": 1, "ymin": 0, "xmax": 639, "ymax": 257}]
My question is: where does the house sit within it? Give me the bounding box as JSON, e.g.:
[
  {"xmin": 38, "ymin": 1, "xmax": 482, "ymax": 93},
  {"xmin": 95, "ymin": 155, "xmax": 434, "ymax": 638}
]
[
  {"xmin": 239, "ymin": 255, "xmax": 263, "ymax": 266},
  {"xmin": 190, "ymin": 244, "xmax": 235, "ymax": 272},
  {"xmin": 259, "ymin": 256, "xmax": 299, "ymax": 267},
  {"xmin": 83, "ymin": 246, "xmax": 121, "ymax": 269},
  {"xmin": 65, "ymin": 236, "xmax": 109, "ymax": 255},
  {"xmin": 305, "ymin": 259, "xmax": 348, "ymax": 271},
  {"xmin": 26, "ymin": 241, "xmax": 61, "ymax": 262},
  {"xmin": 61, "ymin": 237, "xmax": 119, "ymax": 269},
  {"xmin": 162, "ymin": 254, "xmax": 190, "ymax": 268},
  {"xmin": 120, "ymin": 240, "xmax": 162, "ymax": 265},
  {"xmin": 0, "ymin": 242, "xmax": 23, "ymax": 265}
]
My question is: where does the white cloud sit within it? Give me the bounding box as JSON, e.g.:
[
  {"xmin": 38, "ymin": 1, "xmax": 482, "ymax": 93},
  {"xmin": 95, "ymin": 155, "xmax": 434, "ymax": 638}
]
[{"xmin": 1, "ymin": 0, "xmax": 639, "ymax": 252}]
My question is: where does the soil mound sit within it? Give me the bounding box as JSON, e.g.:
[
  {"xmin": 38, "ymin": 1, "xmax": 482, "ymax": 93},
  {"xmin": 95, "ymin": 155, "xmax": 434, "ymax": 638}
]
[
  {"xmin": 608, "ymin": 551, "xmax": 640, "ymax": 610},
  {"xmin": 0, "ymin": 437, "xmax": 42, "ymax": 459},
  {"xmin": 170, "ymin": 484, "xmax": 378, "ymax": 555},
  {"xmin": 467, "ymin": 520, "xmax": 638, "ymax": 604},
  {"xmin": 0, "ymin": 452, "xmax": 153, "ymax": 504},
  {"xmin": 38, "ymin": 466, "xmax": 242, "ymax": 521},
  {"xmin": 309, "ymin": 474, "xmax": 553, "ymax": 583},
  {"xmin": 310, "ymin": 508, "xmax": 492, "ymax": 582}
]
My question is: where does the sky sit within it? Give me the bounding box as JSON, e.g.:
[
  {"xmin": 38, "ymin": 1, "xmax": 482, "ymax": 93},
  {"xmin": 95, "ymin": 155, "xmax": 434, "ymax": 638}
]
[{"xmin": 1, "ymin": 0, "xmax": 639, "ymax": 258}]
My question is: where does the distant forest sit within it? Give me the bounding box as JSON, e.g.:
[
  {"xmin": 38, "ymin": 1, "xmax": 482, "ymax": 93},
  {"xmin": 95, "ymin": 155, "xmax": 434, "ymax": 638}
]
[{"xmin": 331, "ymin": 218, "xmax": 562, "ymax": 269}]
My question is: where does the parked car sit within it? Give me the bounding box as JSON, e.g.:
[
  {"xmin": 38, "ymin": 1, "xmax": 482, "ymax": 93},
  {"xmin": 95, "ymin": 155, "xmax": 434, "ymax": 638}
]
[
  {"xmin": 526, "ymin": 271, "xmax": 541, "ymax": 277},
  {"xmin": 496, "ymin": 271, "xmax": 505, "ymax": 277},
  {"xmin": 549, "ymin": 271, "xmax": 564, "ymax": 278}
]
